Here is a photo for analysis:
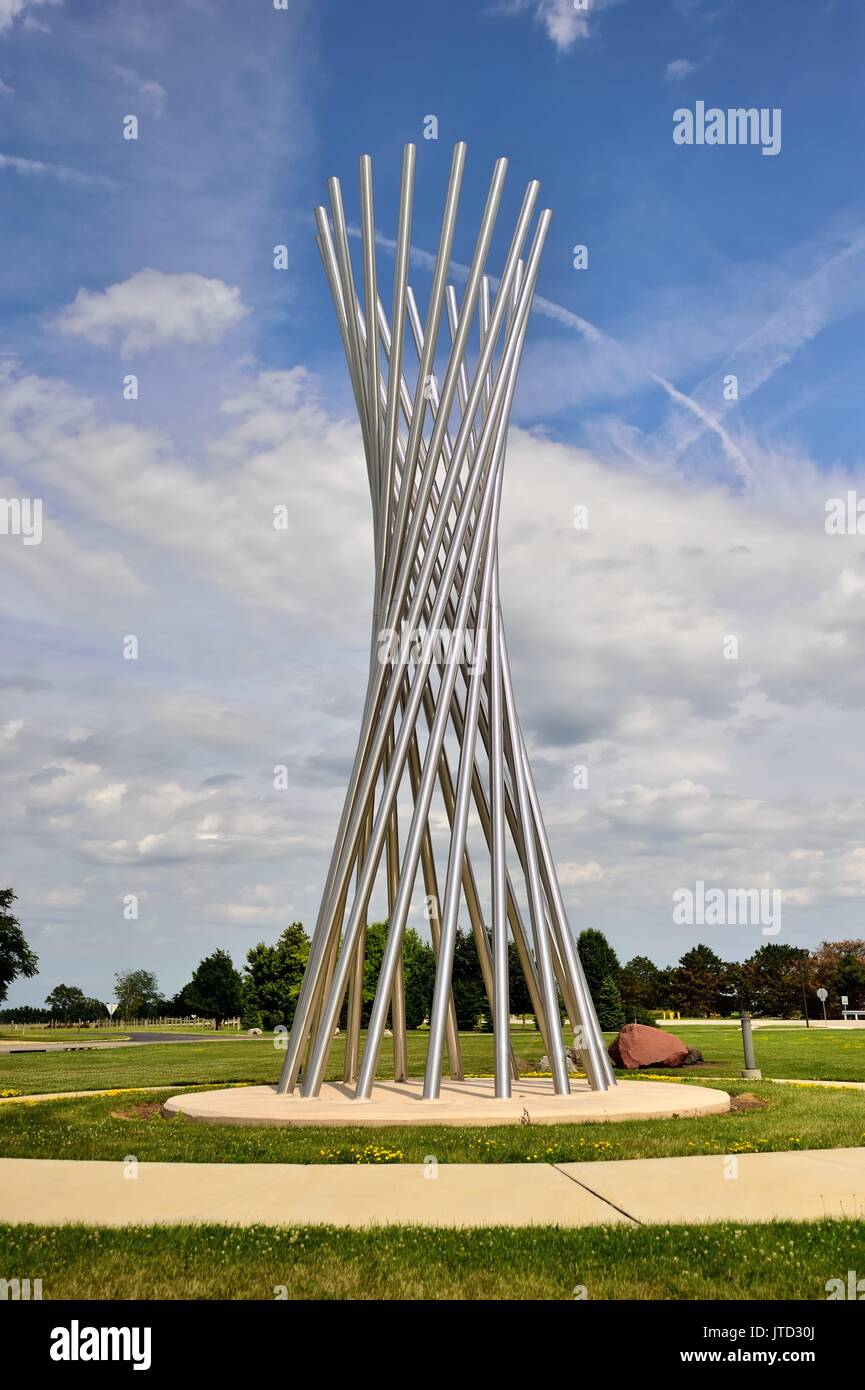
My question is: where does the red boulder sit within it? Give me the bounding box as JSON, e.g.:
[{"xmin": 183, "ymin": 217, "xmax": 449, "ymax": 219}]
[{"xmin": 608, "ymin": 1023, "xmax": 689, "ymax": 1070}]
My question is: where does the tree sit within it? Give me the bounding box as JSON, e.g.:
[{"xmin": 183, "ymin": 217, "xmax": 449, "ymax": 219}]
[
  {"xmin": 619, "ymin": 955, "xmax": 662, "ymax": 1014},
  {"xmin": 451, "ymin": 928, "xmax": 486, "ymax": 1031},
  {"xmin": 737, "ymin": 944, "xmax": 811, "ymax": 1017},
  {"xmin": 114, "ymin": 968, "xmax": 161, "ymax": 1019},
  {"xmin": 577, "ymin": 929, "xmax": 620, "ymax": 1007},
  {"xmin": 669, "ymin": 944, "xmax": 726, "ymax": 1017},
  {"xmin": 244, "ymin": 923, "xmax": 310, "ymax": 1029},
  {"xmin": 508, "ymin": 940, "xmax": 534, "ymax": 1024},
  {"xmin": 595, "ymin": 975, "xmax": 626, "ymax": 1031},
  {"xmin": 163, "ymin": 987, "xmax": 192, "ymax": 1017},
  {"xmin": 239, "ymin": 977, "xmax": 263, "ymax": 1030},
  {"xmin": 0, "ymin": 889, "xmax": 38, "ymax": 1005},
  {"xmin": 402, "ymin": 928, "xmax": 436, "ymax": 1030},
  {"xmin": 360, "ymin": 920, "xmax": 387, "ymax": 1026},
  {"xmin": 184, "ymin": 949, "xmax": 243, "ymax": 1029},
  {"xmin": 45, "ymin": 984, "xmax": 88, "ymax": 1021},
  {"xmin": 829, "ymin": 952, "xmax": 865, "ymax": 1012}
]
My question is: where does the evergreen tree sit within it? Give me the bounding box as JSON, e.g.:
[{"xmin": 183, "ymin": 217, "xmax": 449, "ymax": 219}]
[
  {"xmin": 577, "ymin": 928, "xmax": 621, "ymax": 1007},
  {"xmin": 596, "ymin": 974, "xmax": 626, "ymax": 1031},
  {"xmin": 184, "ymin": 949, "xmax": 242, "ymax": 1029},
  {"xmin": 402, "ymin": 927, "xmax": 436, "ymax": 1029},
  {"xmin": 451, "ymin": 927, "xmax": 486, "ymax": 1031},
  {"xmin": 244, "ymin": 923, "xmax": 310, "ymax": 1028},
  {"xmin": 669, "ymin": 944, "xmax": 726, "ymax": 1017},
  {"xmin": 619, "ymin": 955, "xmax": 662, "ymax": 1013}
]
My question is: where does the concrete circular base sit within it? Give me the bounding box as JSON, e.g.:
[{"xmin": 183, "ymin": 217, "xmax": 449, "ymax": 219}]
[{"xmin": 164, "ymin": 1076, "xmax": 731, "ymax": 1128}]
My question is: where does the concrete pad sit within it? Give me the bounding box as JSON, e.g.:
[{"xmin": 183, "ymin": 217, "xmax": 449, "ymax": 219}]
[
  {"xmin": 164, "ymin": 1076, "xmax": 730, "ymax": 1127},
  {"xmin": 560, "ymin": 1148, "xmax": 865, "ymax": 1224},
  {"xmin": 0, "ymin": 1157, "xmax": 625, "ymax": 1229}
]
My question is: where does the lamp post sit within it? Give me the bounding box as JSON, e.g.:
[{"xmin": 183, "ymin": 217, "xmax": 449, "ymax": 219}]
[{"xmin": 798, "ymin": 957, "xmax": 810, "ymax": 1028}]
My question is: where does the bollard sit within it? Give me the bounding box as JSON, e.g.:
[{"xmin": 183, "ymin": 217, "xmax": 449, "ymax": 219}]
[{"xmin": 740, "ymin": 1011, "xmax": 762, "ymax": 1080}]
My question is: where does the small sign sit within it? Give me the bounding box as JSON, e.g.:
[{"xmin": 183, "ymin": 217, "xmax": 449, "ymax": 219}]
[
  {"xmin": 817, "ymin": 988, "xmax": 828, "ymax": 1002},
  {"xmin": 107, "ymin": 1002, "xmax": 118, "ymax": 1018},
  {"xmin": 841, "ymin": 995, "xmax": 849, "ymax": 1006}
]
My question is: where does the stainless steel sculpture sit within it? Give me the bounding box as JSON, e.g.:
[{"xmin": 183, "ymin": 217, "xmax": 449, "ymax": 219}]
[{"xmin": 278, "ymin": 143, "xmax": 615, "ymax": 1101}]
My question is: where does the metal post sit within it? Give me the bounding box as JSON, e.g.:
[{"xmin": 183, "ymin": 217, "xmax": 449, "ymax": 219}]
[{"xmin": 740, "ymin": 1011, "xmax": 762, "ymax": 1080}]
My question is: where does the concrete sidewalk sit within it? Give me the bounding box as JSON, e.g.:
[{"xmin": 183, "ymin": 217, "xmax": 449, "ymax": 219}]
[{"xmin": 1, "ymin": 1148, "xmax": 864, "ymax": 1229}]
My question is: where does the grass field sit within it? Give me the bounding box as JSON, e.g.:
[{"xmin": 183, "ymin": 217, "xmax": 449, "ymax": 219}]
[
  {"xmin": 0, "ymin": 1218, "xmax": 860, "ymax": 1299},
  {"xmin": 1, "ymin": 1078, "xmax": 863, "ymax": 1164},
  {"xmin": 1, "ymin": 1025, "xmax": 863, "ymax": 1096}
]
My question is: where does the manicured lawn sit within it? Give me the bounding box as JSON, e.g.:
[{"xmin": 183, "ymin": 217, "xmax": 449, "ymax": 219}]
[
  {"xmin": 658, "ymin": 1026, "xmax": 865, "ymax": 1083},
  {"xmin": 1, "ymin": 1079, "xmax": 863, "ymax": 1164},
  {"xmin": 0, "ymin": 1218, "xmax": 860, "ymax": 1299},
  {"xmin": 1, "ymin": 1025, "xmax": 863, "ymax": 1096}
]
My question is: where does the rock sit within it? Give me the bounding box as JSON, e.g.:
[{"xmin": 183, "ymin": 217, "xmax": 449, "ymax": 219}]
[
  {"xmin": 247, "ymin": 1027, "xmax": 262, "ymax": 1036},
  {"xmin": 537, "ymin": 1052, "xmax": 581, "ymax": 1075},
  {"xmin": 608, "ymin": 1022, "xmax": 689, "ymax": 1070},
  {"xmin": 383, "ymin": 1028, "xmax": 393, "ymax": 1038},
  {"xmin": 681, "ymin": 1046, "xmax": 704, "ymax": 1066}
]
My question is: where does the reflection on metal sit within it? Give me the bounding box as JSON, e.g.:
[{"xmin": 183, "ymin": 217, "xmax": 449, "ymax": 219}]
[{"xmin": 278, "ymin": 144, "xmax": 615, "ymax": 1102}]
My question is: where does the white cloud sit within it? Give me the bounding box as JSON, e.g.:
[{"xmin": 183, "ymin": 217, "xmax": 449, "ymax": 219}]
[
  {"xmin": 557, "ymin": 860, "xmax": 606, "ymax": 884},
  {"xmin": 492, "ymin": 0, "xmax": 621, "ymax": 54},
  {"xmin": 665, "ymin": 57, "xmax": 697, "ymax": 80},
  {"xmin": 111, "ymin": 65, "xmax": 167, "ymax": 118},
  {"xmin": 52, "ymin": 269, "xmax": 250, "ymax": 355},
  {"xmin": 0, "ymin": 0, "xmax": 60, "ymax": 35},
  {"xmin": 0, "ymin": 151, "xmax": 112, "ymax": 186},
  {"xmin": 0, "ymin": 77, "xmax": 13, "ymax": 93}
]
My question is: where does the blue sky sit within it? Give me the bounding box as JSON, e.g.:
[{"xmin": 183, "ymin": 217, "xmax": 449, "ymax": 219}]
[{"xmin": 2, "ymin": 0, "xmax": 865, "ymax": 1007}]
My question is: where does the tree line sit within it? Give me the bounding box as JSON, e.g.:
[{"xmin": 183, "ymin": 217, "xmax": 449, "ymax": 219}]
[{"xmin": 3, "ymin": 886, "xmax": 864, "ymax": 1029}]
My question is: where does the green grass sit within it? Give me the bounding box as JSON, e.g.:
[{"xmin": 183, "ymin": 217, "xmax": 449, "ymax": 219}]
[
  {"xmin": 2, "ymin": 1079, "xmax": 863, "ymax": 1164},
  {"xmin": 1, "ymin": 1024, "xmax": 863, "ymax": 1096},
  {"xmin": 0, "ymin": 1219, "xmax": 860, "ymax": 1299}
]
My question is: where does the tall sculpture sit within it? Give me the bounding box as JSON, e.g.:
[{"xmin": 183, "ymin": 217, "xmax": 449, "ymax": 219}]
[{"xmin": 278, "ymin": 143, "xmax": 615, "ymax": 1102}]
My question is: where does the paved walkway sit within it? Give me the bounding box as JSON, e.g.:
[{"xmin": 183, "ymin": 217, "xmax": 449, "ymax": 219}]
[
  {"xmin": 1, "ymin": 1147, "xmax": 863, "ymax": 1229},
  {"xmin": 0, "ymin": 1033, "xmax": 244, "ymax": 1054}
]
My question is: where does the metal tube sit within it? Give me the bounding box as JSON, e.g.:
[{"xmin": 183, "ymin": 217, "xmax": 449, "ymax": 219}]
[
  {"xmin": 490, "ymin": 574, "xmax": 510, "ymax": 1097},
  {"xmin": 381, "ymin": 143, "xmax": 415, "ymax": 566},
  {"xmin": 384, "ymin": 728, "xmax": 408, "ymax": 1081}
]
